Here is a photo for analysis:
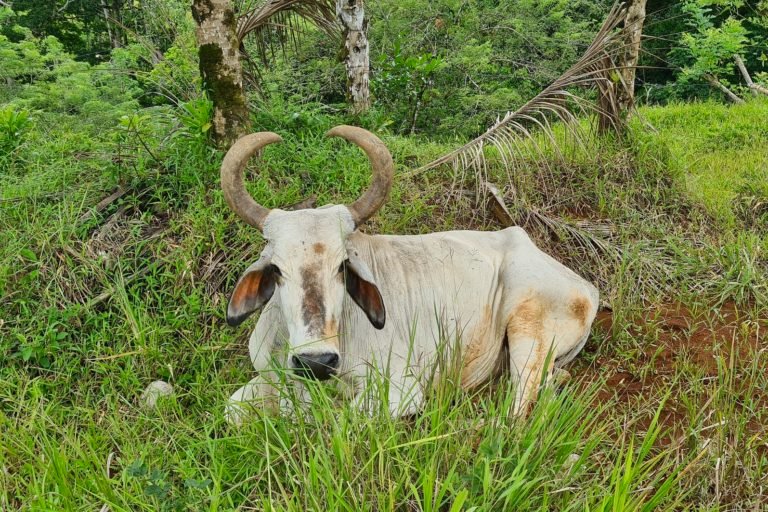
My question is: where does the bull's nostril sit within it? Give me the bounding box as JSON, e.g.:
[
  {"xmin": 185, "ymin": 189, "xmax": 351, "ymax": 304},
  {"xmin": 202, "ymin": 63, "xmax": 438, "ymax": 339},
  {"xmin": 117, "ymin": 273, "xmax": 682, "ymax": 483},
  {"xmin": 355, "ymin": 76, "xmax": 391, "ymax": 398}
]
[
  {"xmin": 291, "ymin": 352, "xmax": 339, "ymax": 381},
  {"xmin": 320, "ymin": 352, "xmax": 339, "ymax": 369}
]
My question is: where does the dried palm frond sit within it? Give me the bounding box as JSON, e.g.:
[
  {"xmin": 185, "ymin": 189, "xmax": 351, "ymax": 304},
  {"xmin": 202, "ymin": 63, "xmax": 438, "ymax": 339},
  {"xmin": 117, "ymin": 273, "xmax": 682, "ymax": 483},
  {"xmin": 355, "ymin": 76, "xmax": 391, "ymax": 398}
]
[
  {"xmin": 407, "ymin": 3, "xmax": 668, "ymax": 301},
  {"xmin": 483, "ymin": 180, "xmax": 673, "ymax": 305},
  {"xmin": 236, "ymin": 0, "xmax": 338, "ymax": 81},
  {"xmin": 414, "ymin": 2, "xmax": 631, "ymax": 178}
]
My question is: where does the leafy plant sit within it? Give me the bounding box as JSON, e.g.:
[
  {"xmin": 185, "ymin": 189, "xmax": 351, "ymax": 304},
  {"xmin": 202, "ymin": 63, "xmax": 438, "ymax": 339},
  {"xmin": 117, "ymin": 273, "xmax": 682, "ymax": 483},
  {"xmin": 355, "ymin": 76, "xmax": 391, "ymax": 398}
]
[
  {"xmin": 373, "ymin": 42, "xmax": 443, "ymax": 134},
  {"xmin": 125, "ymin": 460, "xmax": 212, "ymax": 512},
  {"xmin": 177, "ymin": 96, "xmax": 213, "ymax": 141},
  {"xmin": 0, "ymin": 104, "xmax": 30, "ymax": 155},
  {"xmin": 677, "ymin": 2, "xmax": 749, "ymax": 84}
]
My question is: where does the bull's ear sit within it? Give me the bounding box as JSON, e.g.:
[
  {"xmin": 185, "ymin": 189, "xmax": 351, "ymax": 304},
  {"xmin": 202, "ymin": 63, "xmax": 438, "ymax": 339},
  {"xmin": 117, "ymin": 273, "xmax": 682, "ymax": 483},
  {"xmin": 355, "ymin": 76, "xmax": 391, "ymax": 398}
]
[
  {"xmin": 227, "ymin": 255, "xmax": 278, "ymax": 327},
  {"xmin": 343, "ymin": 256, "xmax": 385, "ymax": 330}
]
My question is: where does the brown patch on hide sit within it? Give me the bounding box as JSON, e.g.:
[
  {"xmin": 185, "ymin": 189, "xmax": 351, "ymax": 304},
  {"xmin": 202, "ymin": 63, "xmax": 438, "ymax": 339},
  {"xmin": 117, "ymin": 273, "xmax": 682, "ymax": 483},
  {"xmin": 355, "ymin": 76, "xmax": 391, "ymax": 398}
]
[
  {"xmin": 323, "ymin": 318, "xmax": 339, "ymax": 340},
  {"xmin": 508, "ymin": 295, "xmax": 546, "ymax": 341},
  {"xmin": 312, "ymin": 242, "xmax": 326, "ymax": 254},
  {"xmin": 570, "ymin": 296, "xmax": 591, "ymax": 327},
  {"xmin": 461, "ymin": 306, "xmax": 496, "ymax": 387},
  {"xmin": 300, "ymin": 265, "xmax": 326, "ymax": 336},
  {"xmin": 504, "ymin": 296, "xmax": 554, "ymax": 415}
]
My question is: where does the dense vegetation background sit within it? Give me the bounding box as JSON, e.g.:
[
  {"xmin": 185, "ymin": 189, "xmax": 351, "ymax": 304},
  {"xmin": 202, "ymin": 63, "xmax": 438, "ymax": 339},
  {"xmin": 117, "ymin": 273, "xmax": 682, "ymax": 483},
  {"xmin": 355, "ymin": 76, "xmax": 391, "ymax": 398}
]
[
  {"xmin": 1, "ymin": 0, "xmax": 767, "ymax": 510},
  {"xmin": 3, "ymin": 0, "xmax": 767, "ymax": 138}
]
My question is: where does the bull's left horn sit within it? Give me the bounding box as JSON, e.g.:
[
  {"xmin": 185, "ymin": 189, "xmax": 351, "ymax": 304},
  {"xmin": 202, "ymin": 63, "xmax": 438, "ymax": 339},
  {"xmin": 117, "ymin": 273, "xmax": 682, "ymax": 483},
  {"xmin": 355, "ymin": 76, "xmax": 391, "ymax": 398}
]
[
  {"xmin": 326, "ymin": 125, "xmax": 394, "ymax": 226},
  {"xmin": 220, "ymin": 132, "xmax": 281, "ymax": 230}
]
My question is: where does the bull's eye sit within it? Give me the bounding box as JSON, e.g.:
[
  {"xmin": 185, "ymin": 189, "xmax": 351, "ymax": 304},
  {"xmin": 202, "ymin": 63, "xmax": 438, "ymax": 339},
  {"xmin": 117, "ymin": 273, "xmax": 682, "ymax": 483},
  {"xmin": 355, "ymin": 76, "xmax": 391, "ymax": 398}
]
[
  {"xmin": 339, "ymin": 260, "xmax": 348, "ymax": 274},
  {"xmin": 269, "ymin": 264, "xmax": 282, "ymax": 278}
]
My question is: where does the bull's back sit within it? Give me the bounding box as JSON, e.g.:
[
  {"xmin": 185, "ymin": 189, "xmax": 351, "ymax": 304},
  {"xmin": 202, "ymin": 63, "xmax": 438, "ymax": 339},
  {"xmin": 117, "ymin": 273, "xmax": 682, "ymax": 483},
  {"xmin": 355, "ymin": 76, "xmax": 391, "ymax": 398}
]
[
  {"xmin": 344, "ymin": 230, "xmax": 507, "ymax": 376},
  {"xmin": 343, "ymin": 227, "xmax": 597, "ymax": 383}
]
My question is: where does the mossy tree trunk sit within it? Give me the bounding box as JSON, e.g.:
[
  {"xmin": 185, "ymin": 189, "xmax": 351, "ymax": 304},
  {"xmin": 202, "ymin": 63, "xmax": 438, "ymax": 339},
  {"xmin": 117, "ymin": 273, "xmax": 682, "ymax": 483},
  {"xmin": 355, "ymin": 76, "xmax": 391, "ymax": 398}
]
[
  {"xmin": 597, "ymin": 0, "xmax": 647, "ymax": 135},
  {"xmin": 192, "ymin": 0, "xmax": 249, "ymax": 148},
  {"xmin": 337, "ymin": 0, "xmax": 370, "ymax": 115},
  {"xmin": 596, "ymin": 53, "xmax": 622, "ymax": 135},
  {"xmin": 617, "ymin": 0, "xmax": 647, "ymax": 114}
]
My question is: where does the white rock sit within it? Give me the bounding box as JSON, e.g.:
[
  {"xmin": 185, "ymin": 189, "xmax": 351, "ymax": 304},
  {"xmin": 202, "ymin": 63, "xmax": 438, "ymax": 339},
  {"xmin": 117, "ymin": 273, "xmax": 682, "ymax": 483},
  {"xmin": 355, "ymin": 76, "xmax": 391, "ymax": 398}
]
[
  {"xmin": 559, "ymin": 453, "xmax": 582, "ymax": 477},
  {"xmin": 140, "ymin": 380, "xmax": 174, "ymax": 409}
]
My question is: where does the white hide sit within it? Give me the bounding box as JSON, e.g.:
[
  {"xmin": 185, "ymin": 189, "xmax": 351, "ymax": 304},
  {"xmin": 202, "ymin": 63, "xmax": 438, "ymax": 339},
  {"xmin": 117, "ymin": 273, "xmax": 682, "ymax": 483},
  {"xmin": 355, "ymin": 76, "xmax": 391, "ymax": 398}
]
[{"xmin": 225, "ymin": 205, "xmax": 598, "ymax": 425}]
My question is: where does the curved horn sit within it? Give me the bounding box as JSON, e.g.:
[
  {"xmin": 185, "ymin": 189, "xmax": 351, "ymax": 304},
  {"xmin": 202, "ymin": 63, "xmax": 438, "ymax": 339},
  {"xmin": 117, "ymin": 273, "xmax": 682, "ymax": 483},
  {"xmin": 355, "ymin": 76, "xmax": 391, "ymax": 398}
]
[
  {"xmin": 326, "ymin": 125, "xmax": 394, "ymax": 226},
  {"xmin": 220, "ymin": 132, "xmax": 282, "ymax": 230}
]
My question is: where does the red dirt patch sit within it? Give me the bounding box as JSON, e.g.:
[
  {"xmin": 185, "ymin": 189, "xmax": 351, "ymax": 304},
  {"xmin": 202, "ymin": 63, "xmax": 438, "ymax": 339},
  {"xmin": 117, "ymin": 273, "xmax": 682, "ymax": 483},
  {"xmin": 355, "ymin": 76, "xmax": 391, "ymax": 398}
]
[{"xmin": 574, "ymin": 302, "xmax": 766, "ymax": 440}]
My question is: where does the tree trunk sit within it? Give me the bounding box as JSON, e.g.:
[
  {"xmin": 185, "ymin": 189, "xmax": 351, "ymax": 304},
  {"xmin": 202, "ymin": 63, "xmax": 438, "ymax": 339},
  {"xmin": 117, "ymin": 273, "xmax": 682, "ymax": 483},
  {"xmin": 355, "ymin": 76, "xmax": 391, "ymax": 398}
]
[
  {"xmin": 113, "ymin": 0, "xmax": 127, "ymax": 48},
  {"xmin": 337, "ymin": 0, "xmax": 370, "ymax": 115},
  {"xmin": 596, "ymin": 55, "xmax": 622, "ymax": 135},
  {"xmin": 617, "ymin": 0, "xmax": 647, "ymax": 112},
  {"xmin": 734, "ymin": 54, "xmax": 768, "ymax": 96},
  {"xmin": 704, "ymin": 74, "xmax": 745, "ymax": 104},
  {"xmin": 192, "ymin": 0, "xmax": 250, "ymax": 148},
  {"xmin": 100, "ymin": 0, "xmax": 122, "ymax": 49}
]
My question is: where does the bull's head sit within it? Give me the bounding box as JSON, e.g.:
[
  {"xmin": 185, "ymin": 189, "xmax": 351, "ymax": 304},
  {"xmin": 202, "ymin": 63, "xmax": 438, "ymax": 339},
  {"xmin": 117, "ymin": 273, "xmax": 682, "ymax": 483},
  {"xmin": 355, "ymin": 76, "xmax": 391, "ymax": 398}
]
[{"xmin": 222, "ymin": 126, "xmax": 392, "ymax": 381}]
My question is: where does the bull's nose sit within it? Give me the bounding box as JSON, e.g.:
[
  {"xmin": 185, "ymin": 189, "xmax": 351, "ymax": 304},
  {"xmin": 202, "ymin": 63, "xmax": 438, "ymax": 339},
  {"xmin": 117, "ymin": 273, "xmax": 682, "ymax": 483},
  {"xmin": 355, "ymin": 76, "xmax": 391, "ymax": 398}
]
[{"xmin": 291, "ymin": 352, "xmax": 339, "ymax": 381}]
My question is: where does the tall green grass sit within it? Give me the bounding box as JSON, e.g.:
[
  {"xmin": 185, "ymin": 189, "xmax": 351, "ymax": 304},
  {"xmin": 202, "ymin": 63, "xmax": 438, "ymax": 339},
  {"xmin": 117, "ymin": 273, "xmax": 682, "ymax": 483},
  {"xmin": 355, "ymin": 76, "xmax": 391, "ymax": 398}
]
[{"xmin": 1, "ymin": 99, "xmax": 767, "ymax": 509}]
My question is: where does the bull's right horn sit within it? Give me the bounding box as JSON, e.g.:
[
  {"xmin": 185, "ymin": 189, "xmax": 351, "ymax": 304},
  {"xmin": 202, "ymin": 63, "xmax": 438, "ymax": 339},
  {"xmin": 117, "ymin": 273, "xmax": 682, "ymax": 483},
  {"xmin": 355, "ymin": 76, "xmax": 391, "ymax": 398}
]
[
  {"xmin": 220, "ymin": 132, "xmax": 281, "ymax": 230},
  {"xmin": 326, "ymin": 125, "xmax": 394, "ymax": 226}
]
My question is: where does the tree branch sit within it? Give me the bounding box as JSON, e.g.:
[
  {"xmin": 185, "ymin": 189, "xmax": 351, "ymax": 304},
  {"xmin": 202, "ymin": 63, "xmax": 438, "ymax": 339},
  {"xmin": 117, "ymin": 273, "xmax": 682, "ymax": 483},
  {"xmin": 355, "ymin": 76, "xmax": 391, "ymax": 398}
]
[
  {"xmin": 58, "ymin": 0, "xmax": 73, "ymax": 13},
  {"xmin": 734, "ymin": 55, "xmax": 768, "ymax": 97},
  {"xmin": 704, "ymin": 74, "xmax": 744, "ymax": 104}
]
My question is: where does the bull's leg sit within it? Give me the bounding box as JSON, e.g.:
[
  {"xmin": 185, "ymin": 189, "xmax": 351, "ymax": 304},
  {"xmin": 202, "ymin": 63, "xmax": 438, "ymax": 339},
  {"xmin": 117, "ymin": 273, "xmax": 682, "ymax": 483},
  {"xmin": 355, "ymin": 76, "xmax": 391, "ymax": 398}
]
[
  {"xmin": 387, "ymin": 373, "xmax": 424, "ymax": 417},
  {"xmin": 506, "ymin": 334, "xmax": 553, "ymax": 416},
  {"xmin": 504, "ymin": 296, "xmax": 558, "ymax": 416},
  {"xmin": 226, "ymin": 374, "xmax": 280, "ymax": 426},
  {"xmin": 226, "ymin": 304, "xmax": 287, "ymax": 426},
  {"xmin": 352, "ymin": 371, "xmax": 424, "ymax": 417},
  {"xmin": 226, "ymin": 342, "xmax": 282, "ymax": 426}
]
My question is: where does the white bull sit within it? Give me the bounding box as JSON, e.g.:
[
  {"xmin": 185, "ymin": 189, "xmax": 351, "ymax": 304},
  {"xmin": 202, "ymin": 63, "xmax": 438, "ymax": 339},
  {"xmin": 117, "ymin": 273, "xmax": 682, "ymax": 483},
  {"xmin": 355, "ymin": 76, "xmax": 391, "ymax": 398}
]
[{"xmin": 222, "ymin": 126, "xmax": 599, "ymax": 424}]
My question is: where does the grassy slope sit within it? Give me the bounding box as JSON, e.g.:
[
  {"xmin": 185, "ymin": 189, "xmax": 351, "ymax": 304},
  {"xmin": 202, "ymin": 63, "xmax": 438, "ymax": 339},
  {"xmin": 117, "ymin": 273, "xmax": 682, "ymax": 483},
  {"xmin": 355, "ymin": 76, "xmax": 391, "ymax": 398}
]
[
  {"xmin": 0, "ymin": 100, "xmax": 767, "ymax": 510},
  {"xmin": 641, "ymin": 101, "xmax": 768, "ymax": 227}
]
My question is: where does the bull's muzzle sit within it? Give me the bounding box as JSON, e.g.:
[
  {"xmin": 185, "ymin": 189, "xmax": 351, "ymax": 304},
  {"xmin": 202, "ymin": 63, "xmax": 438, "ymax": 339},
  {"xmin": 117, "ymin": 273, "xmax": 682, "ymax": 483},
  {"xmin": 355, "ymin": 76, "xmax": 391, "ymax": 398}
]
[{"xmin": 291, "ymin": 352, "xmax": 340, "ymax": 381}]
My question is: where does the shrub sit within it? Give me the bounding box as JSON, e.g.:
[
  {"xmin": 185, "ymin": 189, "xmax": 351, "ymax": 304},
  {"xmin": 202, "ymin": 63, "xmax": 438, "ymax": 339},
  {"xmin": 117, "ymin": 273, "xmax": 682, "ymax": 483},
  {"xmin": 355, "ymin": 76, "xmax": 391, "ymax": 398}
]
[{"xmin": 0, "ymin": 104, "xmax": 30, "ymax": 156}]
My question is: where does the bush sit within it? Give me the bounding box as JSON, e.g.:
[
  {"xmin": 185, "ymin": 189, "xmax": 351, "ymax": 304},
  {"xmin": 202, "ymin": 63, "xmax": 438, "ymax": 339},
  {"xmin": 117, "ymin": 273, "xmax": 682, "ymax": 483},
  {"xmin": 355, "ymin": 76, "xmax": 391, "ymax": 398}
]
[{"xmin": 0, "ymin": 104, "xmax": 30, "ymax": 156}]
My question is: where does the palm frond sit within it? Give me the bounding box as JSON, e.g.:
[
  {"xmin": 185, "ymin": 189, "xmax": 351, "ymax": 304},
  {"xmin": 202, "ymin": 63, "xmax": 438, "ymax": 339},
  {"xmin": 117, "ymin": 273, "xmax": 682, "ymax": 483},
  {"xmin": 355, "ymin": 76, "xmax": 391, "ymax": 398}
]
[
  {"xmin": 414, "ymin": 3, "xmax": 631, "ymax": 176},
  {"xmin": 483, "ymin": 181, "xmax": 673, "ymax": 305},
  {"xmin": 236, "ymin": 0, "xmax": 338, "ymax": 70}
]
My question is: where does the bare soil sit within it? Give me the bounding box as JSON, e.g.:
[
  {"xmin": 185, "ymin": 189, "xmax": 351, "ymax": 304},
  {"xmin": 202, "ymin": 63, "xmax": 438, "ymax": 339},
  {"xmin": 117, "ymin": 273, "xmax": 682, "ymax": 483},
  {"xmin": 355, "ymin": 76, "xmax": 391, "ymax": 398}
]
[{"xmin": 575, "ymin": 302, "xmax": 766, "ymax": 441}]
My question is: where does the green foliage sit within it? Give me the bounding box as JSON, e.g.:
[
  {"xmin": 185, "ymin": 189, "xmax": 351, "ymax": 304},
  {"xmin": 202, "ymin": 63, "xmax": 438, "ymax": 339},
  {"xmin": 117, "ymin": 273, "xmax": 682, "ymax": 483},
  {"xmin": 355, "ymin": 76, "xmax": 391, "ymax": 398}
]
[
  {"xmin": 1, "ymin": 10, "xmax": 141, "ymax": 118},
  {"xmin": 639, "ymin": 99, "xmax": 768, "ymax": 227},
  {"xmin": 1, "ymin": 1, "xmax": 768, "ymax": 509},
  {"xmin": 124, "ymin": 459, "xmax": 212, "ymax": 511},
  {"xmin": 177, "ymin": 96, "xmax": 213, "ymax": 140},
  {"xmin": 0, "ymin": 105, "xmax": 30, "ymax": 156},
  {"xmin": 7, "ymin": 0, "xmax": 114, "ymax": 60},
  {"xmin": 677, "ymin": 2, "xmax": 749, "ymax": 82},
  {"xmin": 260, "ymin": 0, "xmax": 612, "ymax": 137},
  {"xmin": 644, "ymin": 0, "xmax": 768, "ymax": 102},
  {"xmin": 367, "ymin": 0, "xmax": 613, "ymax": 136},
  {"xmin": 373, "ymin": 43, "xmax": 443, "ymax": 133},
  {"xmin": 147, "ymin": 32, "xmax": 202, "ymax": 103},
  {"xmin": 0, "ymin": 20, "xmax": 68, "ymax": 82}
]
